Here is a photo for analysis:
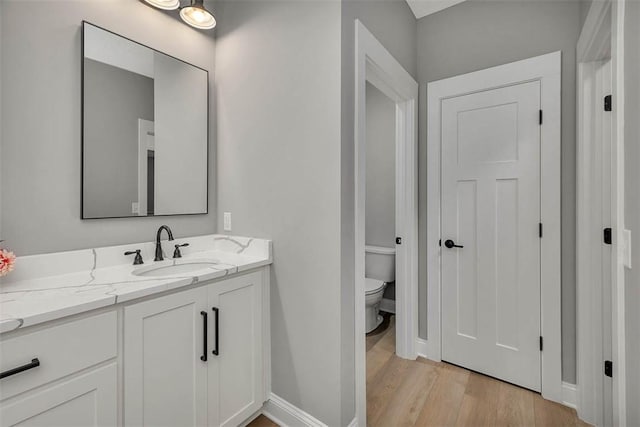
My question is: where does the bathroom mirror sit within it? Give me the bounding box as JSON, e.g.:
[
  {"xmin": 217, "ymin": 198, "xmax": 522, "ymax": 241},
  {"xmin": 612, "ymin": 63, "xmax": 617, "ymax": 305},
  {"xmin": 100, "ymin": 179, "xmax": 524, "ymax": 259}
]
[{"xmin": 81, "ymin": 22, "xmax": 208, "ymax": 219}]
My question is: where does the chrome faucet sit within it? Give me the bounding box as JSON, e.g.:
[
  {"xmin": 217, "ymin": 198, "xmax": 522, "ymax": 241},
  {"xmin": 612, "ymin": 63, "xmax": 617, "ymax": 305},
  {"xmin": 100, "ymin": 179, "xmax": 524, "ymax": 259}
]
[{"xmin": 154, "ymin": 225, "xmax": 174, "ymax": 261}]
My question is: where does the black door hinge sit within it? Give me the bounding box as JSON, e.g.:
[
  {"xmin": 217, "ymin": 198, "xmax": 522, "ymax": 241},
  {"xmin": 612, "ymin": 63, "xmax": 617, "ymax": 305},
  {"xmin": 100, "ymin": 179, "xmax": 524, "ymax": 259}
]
[
  {"xmin": 539, "ymin": 336, "xmax": 543, "ymax": 351},
  {"xmin": 396, "ymin": 237, "xmax": 402, "ymax": 245},
  {"xmin": 604, "ymin": 95, "xmax": 612, "ymax": 112},
  {"xmin": 539, "ymin": 110, "xmax": 543, "ymax": 125},
  {"xmin": 539, "ymin": 223, "xmax": 543, "ymax": 238},
  {"xmin": 604, "ymin": 228, "xmax": 612, "ymax": 245},
  {"xmin": 605, "ymin": 360, "xmax": 613, "ymax": 377}
]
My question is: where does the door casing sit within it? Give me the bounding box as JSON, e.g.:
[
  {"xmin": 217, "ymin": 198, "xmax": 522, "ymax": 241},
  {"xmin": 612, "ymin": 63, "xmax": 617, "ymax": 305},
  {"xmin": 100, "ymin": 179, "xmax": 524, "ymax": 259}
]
[
  {"xmin": 576, "ymin": 0, "xmax": 627, "ymax": 424},
  {"xmin": 426, "ymin": 51, "xmax": 563, "ymax": 403}
]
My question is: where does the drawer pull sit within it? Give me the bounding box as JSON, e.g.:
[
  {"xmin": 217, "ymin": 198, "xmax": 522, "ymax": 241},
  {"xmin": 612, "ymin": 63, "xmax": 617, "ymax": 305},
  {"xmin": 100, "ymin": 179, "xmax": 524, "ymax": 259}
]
[{"xmin": 1, "ymin": 358, "xmax": 40, "ymax": 380}]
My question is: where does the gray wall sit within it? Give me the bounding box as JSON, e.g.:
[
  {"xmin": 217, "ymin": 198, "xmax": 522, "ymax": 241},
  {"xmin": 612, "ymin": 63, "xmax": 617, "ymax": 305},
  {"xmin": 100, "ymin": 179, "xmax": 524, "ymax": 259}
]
[
  {"xmin": 340, "ymin": 1, "xmax": 416, "ymax": 424},
  {"xmin": 416, "ymin": 0, "xmax": 582, "ymax": 383},
  {"xmin": 366, "ymin": 82, "xmax": 396, "ymax": 249},
  {"xmin": 579, "ymin": 0, "xmax": 593, "ymax": 29},
  {"xmin": 0, "ymin": 0, "xmax": 216, "ymax": 255},
  {"xmin": 214, "ymin": 1, "xmax": 345, "ymax": 424},
  {"xmin": 83, "ymin": 59, "xmax": 154, "ymax": 219},
  {"xmin": 625, "ymin": 1, "xmax": 640, "ymax": 424}
]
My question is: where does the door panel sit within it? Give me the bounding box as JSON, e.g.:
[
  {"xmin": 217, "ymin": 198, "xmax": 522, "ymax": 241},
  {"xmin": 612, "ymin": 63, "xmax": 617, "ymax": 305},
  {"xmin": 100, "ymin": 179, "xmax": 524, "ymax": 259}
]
[
  {"xmin": 441, "ymin": 81, "xmax": 541, "ymax": 391},
  {"xmin": 495, "ymin": 178, "xmax": 519, "ymax": 349},
  {"xmin": 456, "ymin": 180, "xmax": 478, "ymax": 339},
  {"xmin": 124, "ymin": 287, "xmax": 208, "ymax": 427},
  {"xmin": 208, "ymin": 272, "xmax": 263, "ymax": 427}
]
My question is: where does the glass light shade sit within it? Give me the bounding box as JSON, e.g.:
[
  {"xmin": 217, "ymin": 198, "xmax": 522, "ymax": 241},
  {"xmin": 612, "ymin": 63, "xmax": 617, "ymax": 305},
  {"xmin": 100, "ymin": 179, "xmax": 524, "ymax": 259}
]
[
  {"xmin": 144, "ymin": 0, "xmax": 180, "ymax": 10},
  {"xmin": 180, "ymin": 1, "xmax": 216, "ymax": 29}
]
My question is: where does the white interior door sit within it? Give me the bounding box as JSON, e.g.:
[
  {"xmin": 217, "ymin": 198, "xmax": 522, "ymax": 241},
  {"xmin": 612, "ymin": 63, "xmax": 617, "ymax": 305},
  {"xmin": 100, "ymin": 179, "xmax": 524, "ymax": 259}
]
[{"xmin": 441, "ymin": 81, "xmax": 542, "ymax": 391}]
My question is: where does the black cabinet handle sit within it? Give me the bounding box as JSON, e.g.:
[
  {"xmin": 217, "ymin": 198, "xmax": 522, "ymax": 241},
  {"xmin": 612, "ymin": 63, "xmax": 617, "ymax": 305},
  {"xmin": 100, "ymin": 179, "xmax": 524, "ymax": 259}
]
[
  {"xmin": 212, "ymin": 307, "xmax": 219, "ymax": 356},
  {"xmin": 1, "ymin": 358, "xmax": 40, "ymax": 380},
  {"xmin": 200, "ymin": 311, "xmax": 208, "ymax": 362},
  {"xmin": 444, "ymin": 239, "xmax": 464, "ymax": 249}
]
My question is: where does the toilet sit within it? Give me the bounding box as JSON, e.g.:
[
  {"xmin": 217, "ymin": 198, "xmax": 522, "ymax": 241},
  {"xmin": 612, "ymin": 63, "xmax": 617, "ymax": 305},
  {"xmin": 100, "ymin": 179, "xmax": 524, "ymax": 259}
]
[{"xmin": 365, "ymin": 245, "xmax": 395, "ymax": 333}]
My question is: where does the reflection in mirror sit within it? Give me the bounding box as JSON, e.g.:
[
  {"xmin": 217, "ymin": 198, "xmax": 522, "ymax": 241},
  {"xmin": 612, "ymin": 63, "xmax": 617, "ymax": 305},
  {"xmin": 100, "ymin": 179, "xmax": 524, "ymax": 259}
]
[{"xmin": 82, "ymin": 22, "xmax": 208, "ymax": 219}]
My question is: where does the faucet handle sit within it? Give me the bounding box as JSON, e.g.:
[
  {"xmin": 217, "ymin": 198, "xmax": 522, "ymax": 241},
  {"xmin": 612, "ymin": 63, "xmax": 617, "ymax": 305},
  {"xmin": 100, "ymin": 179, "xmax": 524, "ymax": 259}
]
[
  {"xmin": 173, "ymin": 243, "xmax": 189, "ymax": 259},
  {"xmin": 124, "ymin": 249, "xmax": 144, "ymax": 265}
]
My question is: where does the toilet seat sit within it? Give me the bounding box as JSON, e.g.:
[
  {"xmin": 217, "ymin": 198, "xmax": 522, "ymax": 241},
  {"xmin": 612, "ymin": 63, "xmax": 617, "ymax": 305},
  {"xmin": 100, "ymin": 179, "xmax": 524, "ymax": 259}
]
[{"xmin": 365, "ymin": 278, "xmax": 385, "ymax": 295}]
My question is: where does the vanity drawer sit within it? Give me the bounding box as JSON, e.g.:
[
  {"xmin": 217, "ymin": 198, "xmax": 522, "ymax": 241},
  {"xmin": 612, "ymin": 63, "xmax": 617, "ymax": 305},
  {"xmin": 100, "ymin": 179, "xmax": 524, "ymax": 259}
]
[{"xmin": 0, "ymin": 311, "xmax": 117, "ymax": 401}]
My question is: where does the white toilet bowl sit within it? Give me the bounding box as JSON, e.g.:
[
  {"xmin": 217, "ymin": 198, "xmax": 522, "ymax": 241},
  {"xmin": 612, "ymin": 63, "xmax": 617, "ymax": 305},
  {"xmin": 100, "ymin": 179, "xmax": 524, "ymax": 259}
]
[
  {"xmin": 365, "ymin": 278, "xmax": 387, "ymax": 333},
  {"xmin": 364, "ymin": 245, "xmax": 395, "ymax": 334}
]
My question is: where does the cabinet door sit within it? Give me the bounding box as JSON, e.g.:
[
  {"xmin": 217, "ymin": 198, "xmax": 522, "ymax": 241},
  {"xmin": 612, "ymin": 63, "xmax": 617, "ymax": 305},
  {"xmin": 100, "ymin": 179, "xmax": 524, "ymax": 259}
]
[
  {"xmin": 208, "ymin": 272, "xmax": 263, "ymax": 427},
  {"xmin": 124, "ymin": 286, "xmax": 208, "ymax": 427},
  {"xmin": 0, "ymin": 363, "xmax": 117, "ymax": 427}
]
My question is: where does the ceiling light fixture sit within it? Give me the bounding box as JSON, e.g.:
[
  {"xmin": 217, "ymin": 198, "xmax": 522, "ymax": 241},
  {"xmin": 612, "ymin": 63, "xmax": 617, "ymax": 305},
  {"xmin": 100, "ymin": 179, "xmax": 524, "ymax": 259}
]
[
  {"xmin": 180, "ymin": 0, "xmax": 216, "ymax": 30},
  {"xmin": 143, "ymin": 0, "xmax": 180, "ymax": 11}
]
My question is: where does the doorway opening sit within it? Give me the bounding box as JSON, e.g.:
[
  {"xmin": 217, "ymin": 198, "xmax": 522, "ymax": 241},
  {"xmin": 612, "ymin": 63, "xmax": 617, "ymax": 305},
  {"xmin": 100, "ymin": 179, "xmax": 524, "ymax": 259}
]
[
  {"xmin": 354, "ymin": 20, "xmax": 419, "ymax": 427},
  {"xmin": 137, "ymin": 118, "xmax": 155, "ymax": 216},
  {"xmin": 364, "ymin": 81, "xmax": 397, "ymax": 337}
]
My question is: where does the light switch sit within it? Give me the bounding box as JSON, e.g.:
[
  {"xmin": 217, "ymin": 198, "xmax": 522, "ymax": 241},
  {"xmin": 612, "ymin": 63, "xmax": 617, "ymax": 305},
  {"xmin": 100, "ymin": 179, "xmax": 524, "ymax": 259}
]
[
  {"xmin": 623, "ymin": 229, "xmax": 632, "ymax": 269},
  {"xmin": 224, "ymin": 212, "xmax": 232, "ymax": 231}
]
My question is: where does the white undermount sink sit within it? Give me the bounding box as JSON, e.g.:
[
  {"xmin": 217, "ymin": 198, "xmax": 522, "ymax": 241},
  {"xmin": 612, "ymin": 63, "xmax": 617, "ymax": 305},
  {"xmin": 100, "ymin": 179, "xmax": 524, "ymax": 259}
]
[{"xmin": 132, "ymin": 260, "xmax": 220, "ymax": 277}]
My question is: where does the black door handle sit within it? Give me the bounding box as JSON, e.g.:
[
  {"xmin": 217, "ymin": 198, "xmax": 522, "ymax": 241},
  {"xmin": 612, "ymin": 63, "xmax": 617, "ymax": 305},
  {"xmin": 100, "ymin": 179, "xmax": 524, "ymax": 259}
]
[
  {"xmin": 1, "ymin": 358, "xmax": 40, "ymax": 379},
  {"xmin": 444, "ymin": 239, "xmax": 464, "ymax": 249},
  {"xmin": 212, "ymin": 307, "xmax": 219, "ymax": 356},
  {"xmin": 200, "ymin": 311, "xmax": 208, "ymax": 362}
]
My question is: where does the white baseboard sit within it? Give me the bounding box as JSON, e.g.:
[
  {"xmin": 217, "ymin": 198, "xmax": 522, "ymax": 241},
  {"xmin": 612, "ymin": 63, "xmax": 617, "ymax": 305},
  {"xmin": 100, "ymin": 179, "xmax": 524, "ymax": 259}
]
[
  {"xmin": 263, "ymin": 393, "xmax": 327, "ymax": 427},
  {"xmin": 561, "ymin": 382, "xmax": 577, "ymax": 409},
  {"xmin": 379, "ymin": 298, "xmax": 396, "ymax": 314},
  {"xmin": 416, "ymin": 338, "xmax": 429, "ymax": 359}
]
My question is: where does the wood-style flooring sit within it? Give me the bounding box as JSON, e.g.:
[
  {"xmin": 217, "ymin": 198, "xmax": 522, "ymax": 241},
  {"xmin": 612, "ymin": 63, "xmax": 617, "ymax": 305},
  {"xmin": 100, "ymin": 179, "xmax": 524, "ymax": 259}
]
[
  {"xmin": 247, "ymin": 415, "xmax": 279, "ymax": 427},
  {"xmin": 366, "ymin": 314, "xmax": 589, "ymax": 427},
  {"xmin": 248, "ymin": 313, "xmax": 589, "ymax": 427}
]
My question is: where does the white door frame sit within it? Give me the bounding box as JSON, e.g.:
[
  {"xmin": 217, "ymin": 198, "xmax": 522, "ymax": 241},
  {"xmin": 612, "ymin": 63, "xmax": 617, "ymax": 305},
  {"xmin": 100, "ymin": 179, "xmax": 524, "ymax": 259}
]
[
  {"xmin": 426, "ymin": 52, "xmax": 563, "ymax": 402},
  {"xmin": 354, "ymin": 20, "xmax": 419, "ymax": 427},
  {"xmin": 576, "ymin": 0, "xmax": 627, "ymax": 425}
]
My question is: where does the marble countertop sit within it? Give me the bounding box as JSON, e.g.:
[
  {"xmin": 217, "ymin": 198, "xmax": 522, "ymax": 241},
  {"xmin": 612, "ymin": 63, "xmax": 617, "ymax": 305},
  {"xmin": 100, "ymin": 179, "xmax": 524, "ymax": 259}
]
[{"xmin": 0, "ymin": 235, "xmax": 272, "ymax": 334}]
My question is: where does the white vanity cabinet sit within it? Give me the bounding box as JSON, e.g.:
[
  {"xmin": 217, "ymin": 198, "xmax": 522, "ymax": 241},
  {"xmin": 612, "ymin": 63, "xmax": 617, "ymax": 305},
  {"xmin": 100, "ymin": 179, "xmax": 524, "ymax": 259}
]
[
  {"xmin": 123, "ymin": 270, "xmax": 266, "ymax": 427},
  {"xmin": 0, "ymin": 312, "xmax": 118, "ymax": 426},
  {"xmin": 0, "ymin": 234, "xmax": 271, "ymax": 427}
]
